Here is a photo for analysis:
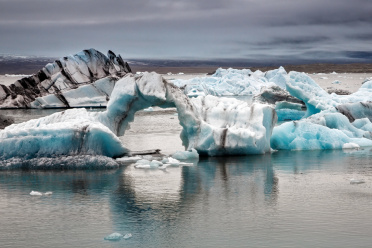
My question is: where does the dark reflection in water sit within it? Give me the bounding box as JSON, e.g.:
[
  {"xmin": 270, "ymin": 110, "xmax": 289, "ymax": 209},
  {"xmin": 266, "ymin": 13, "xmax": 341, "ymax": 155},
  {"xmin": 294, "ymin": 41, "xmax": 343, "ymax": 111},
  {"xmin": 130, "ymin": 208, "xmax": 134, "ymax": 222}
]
[{"xmin": 0, "ymin": 149, "xmax": 372, "ymax": 248}]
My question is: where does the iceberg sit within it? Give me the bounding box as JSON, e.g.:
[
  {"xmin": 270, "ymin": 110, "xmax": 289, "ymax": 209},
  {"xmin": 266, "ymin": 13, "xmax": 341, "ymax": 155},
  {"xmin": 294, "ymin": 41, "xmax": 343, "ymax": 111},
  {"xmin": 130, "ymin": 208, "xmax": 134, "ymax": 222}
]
[
  {"xmin": 0, "ymin": 49, "xmax": 131, "ymax": 108},
  {"xmin": 286, "ymin": 72, "xmax": 372, "ymax": 117},
  {"xmin": 96, "ymin": 72, "xmax": 277, "ymax": 156},
  {"xmin": 0, "ymin": 108, "xmax": 128, "ymax": 160},
  {"xmin": 1, "ymin": 71, "xmax": 276, "ymax": 160},
  {"xmin": 172, "ymin": 67, "xmax": 284, "ymax": 97},
  {"xmin": 271, "ymin": 111, "xmax": 372, "ymax": 150}
]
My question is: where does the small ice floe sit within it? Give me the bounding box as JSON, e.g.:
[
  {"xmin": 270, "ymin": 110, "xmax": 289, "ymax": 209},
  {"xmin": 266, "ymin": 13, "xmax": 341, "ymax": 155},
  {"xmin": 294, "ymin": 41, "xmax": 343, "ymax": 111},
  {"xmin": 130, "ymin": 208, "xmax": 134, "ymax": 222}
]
[
  {"xmin": 123, "ymin": 233, "xmax": 132, "ymax": 240},
  {"xmin": 332, "ymin": 80, "xmax": 342, "ymax": 84},
  {"xmin": 320, "ymin": 77, "xmax": 328, "ymax": 79},
  {"xmin": 167, "ymin": 72, "xmax": 172, "ymax": 75},
  {"xmin": 342, "ymin": 143, "xmax": 360, "ymax": 149},
  {"xmin": 116, "ymin": 156, "xmax": 142, "ymax": 163},
  {"xmin": 330, "ymin": 71, "xmax": 338, "ymax": 75},
  {"xmin": 178, "ymin": 72, "xmax": 184, "ymax": 75},
  {"xmin": 172, "ymin": 148, "xmax": 199, "ymax": 160},
  {"xmin": 30, "ymin": 191, "xmax": 53, "ymax": 196},
  {"xmin": 134, "ymin": 159, "xmax": 162, "ymax": 169},
  {"xmin": 143, "ymin": 107, "xmax": 153, "ymax": 112},
  {"xmin": 30, "ymin": 191, "xmax": 43, "ymax": 196},
  {"xmin": 136, "ymin": 71, "xmax": 142, "ymax": 75},
  {"xmin": 104, "ymin": 232, "xmax": 123, "ymax": 241},
  {"xmin": 350, "ymin": 178, "xmax": 365, "ymax": 185}
]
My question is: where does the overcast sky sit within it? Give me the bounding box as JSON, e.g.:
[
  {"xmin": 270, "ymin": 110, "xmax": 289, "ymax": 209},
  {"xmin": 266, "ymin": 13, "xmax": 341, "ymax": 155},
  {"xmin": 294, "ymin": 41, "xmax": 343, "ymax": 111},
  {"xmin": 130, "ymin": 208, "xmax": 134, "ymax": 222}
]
[{"xmin": 0, "ymin": 0, "xmax": 371, "ymax": 63}]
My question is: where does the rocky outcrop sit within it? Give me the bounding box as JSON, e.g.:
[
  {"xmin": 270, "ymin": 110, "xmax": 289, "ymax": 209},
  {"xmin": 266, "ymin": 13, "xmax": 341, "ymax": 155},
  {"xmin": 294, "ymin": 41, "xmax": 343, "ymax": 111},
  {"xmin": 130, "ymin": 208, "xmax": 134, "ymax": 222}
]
[{"xmin": 0, "ymin": 49, "xmax": 131, "ymax": 108}]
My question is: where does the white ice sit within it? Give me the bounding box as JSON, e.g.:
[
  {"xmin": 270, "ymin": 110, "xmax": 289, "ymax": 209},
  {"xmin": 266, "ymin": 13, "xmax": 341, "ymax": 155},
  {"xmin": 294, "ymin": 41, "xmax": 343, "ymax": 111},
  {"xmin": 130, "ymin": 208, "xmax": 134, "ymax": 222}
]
[
  {"xmin": 172, "ymin": 149, "xmax": 199, "ymax": 160},
  {"xmin": 0, "ymin": 108, "xmax": 128, "ymax": 159},
  {"xmin": 104, "ymin": 232, "xmax": 123, "ymax": 241},
  {"xmin": 171, "ymin": 67, "xmax": 287, "ymax": 97}
]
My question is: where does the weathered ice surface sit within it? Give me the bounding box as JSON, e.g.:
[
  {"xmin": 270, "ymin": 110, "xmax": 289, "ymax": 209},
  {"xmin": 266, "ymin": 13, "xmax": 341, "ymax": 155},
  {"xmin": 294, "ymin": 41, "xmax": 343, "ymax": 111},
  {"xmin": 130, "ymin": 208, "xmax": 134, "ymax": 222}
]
[
  {"xmin": 97, "ymin": 72, "xmax": 277, "ymax": 156},
  {"xmin": 337, "ymin": 102, "xmax": 372, "ymax": 122},
  {"xmin": 0, "ymin": 108, "xmax": 128, "ymax": 160},
  {"xmin": 0, "ymin": 72, "xmax": 276, "ymax": 160},
  {"xmin": 254, "ymin": 86, "xmax": 304, "ymax": 105},
  {"xmin": 286, "ymin": 73, "xmax": 372, "ymax": 117},
  {"xmin": 271, "ymin": 111, "xmax": 372, "ymax": 150},
  {"xmin": 0, "ymin": 49, "xmax": 131, "ymax": 108},
  {"xmin": 172, "ymin": 67, "xmax": 278, "ymax": 97},
  {"xmin": 0, "ymin": 114, "xmax": 14, "ymax": 129}
]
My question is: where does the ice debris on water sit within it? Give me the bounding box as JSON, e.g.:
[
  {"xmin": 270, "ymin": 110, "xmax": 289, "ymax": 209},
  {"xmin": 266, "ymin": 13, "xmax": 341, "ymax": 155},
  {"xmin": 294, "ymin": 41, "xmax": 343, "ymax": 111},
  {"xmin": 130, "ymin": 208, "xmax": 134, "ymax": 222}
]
[
  {"xmin": 30, "ymin": 191, "xmax": 52, "ymax": 196},
  {"xmin": 30, "ymin": 191, "xmax": 43, "ymax": 196},
  {"xmin": 104, "ymin": 232, "xmax": 132, "ymax": 241},
  {"xmin": 123, "ymin": 233, "xmax": 132, "ymax": 240},
  {"xmin": 104, "ymin": 232, "xmax": 123, "ymax": 241},
  {"xmin": 116, "ymin": 156, "xmax": 142, "ymax": 163},
  {"xmin": 350, "ymin": 178, "xmax": 365, "ymax": 184},
  {"xmin": 134, "ymin": 156, "xmax": 194, "ymax": 170}
]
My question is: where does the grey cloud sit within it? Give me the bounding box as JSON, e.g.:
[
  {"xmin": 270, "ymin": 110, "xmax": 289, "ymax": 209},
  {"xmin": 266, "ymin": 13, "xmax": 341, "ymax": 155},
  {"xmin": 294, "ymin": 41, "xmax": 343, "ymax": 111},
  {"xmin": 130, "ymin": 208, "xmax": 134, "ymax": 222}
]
[{"xmin": 0, "ymin": 0, "xmax": 371, "ymax": 63}]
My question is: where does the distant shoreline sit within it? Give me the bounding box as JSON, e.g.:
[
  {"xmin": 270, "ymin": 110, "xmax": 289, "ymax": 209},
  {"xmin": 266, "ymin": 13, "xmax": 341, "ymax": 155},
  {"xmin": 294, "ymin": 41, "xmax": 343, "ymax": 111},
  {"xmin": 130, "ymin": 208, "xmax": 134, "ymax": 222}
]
[
  {"xmin": 1, "ymin": 59, "xmax": 371, "ymax": 75},
  {"xmin": 131, "ymin": 63, "xmax": 372, "ymax": 74}
]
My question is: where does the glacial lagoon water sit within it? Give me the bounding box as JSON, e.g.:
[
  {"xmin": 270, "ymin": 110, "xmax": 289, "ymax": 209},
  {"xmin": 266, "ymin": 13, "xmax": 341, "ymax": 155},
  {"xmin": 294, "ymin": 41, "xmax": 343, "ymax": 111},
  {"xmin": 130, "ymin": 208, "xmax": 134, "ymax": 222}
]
[{"xmin": 1, "ymin": 109, "xmax": 372, "ymax": 248}]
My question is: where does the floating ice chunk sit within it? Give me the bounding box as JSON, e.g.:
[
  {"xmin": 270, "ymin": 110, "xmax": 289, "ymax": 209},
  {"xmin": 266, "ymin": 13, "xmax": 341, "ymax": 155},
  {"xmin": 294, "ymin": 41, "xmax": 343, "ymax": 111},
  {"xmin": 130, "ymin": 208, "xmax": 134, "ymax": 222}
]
[
  {"xmin": 134, "ymin": 159, "xmax": 162, "ymax": 169},
  {"xmin": 332, "ymin": 80, "xmax": 342, "ymax": 84},
  {"xmin": 158, "ymin": 164, "xmax": 168, "ymax": 170},
  {"xmin": 330, "ymin": 71, "xmax": 338, "ymax": 75},
  {"xmin": 123, "ymin": 233, "xmax": 132, "ymax": 240},
  {"xmin": 149, "ymin": 160, "xmax": 163, "ymax": 168},
  {"xmin": 116, "ymin": 156, "xmax": 142, "ymax": 163},
  {"xmin": 44, "ymin": 191, "xmax": 53, "ymax": 195},
  {"xmin": 104, "ymin": 232, "xmax": 123, "ymax": 241},
  {"xmin": 342, "ymin": 143, "xmax": 360, "ymax": 149},
  {"xmin": 271, "ymin": 115, "xmax": 372, "ymax": 150},
  {"xmin": 0, "ymin": 108, "xmax": 128, "ymax": 160},
  {"xmin": 167, "ymin": 157, "xmax": 181, "ymax": 166},
  {"xmin": 320, "ymin": 77, "xmax": 328, "ymax": 79},
  {"xmin": 172, "ymin": 149, "xmax": 199, "ymax": 160},
  {"xmin": 30, "ymin": 191, "xmax": 43, "ymax": 196},
  {"xmin": 350, "ymin": 178, "xmax": 365, "ymax": 184}
]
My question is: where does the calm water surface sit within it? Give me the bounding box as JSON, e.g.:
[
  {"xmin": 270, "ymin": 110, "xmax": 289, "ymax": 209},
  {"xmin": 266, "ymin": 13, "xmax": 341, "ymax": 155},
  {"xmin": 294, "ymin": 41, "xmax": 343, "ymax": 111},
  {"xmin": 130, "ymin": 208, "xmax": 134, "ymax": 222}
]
[
  {"xmin": 1, "ymin": 109, "xmax": 372, "ymax": 247},
  {"xmin": 0, "ymin": 149, "xmax": 372, "ymax": 248}
]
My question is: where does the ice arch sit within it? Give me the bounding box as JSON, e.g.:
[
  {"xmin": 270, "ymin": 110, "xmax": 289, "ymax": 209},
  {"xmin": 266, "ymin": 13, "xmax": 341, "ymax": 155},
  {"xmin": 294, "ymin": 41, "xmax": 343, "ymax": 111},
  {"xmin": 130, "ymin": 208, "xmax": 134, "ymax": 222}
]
[{"xmin": 96, "ymin": 72, "xmax": 277, "ymax": 156}]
